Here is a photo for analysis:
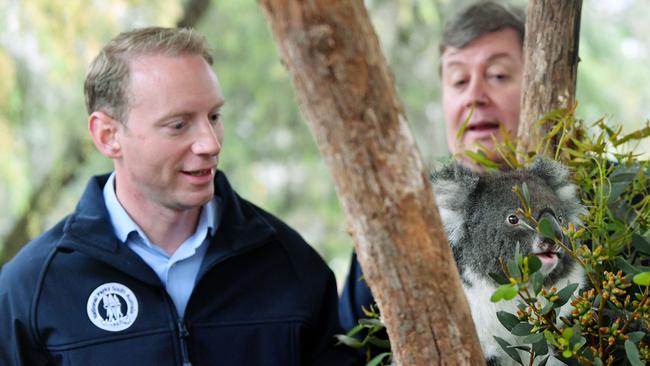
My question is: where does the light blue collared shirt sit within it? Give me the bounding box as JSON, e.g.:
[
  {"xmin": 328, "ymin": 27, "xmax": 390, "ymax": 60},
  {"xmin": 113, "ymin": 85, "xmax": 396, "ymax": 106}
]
[{"xmin": 102, "ymin": 172, "xmax": 217, "ymax": 317}]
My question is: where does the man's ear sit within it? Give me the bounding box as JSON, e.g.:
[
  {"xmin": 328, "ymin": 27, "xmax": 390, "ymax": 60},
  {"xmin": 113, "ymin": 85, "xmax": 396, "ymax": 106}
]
[{"xmin": 88, "ymin": 111, "xmax": 122, "ymax": 158}]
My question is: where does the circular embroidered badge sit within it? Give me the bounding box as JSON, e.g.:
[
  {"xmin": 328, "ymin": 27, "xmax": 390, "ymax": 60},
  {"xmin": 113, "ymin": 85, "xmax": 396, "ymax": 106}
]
[{"xmin": 87, "ymin": 282, "xmax": 138, "ymax": 332}]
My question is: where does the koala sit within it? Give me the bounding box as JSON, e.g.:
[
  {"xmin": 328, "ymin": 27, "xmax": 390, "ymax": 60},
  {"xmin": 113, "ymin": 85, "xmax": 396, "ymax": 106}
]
[{"xmin": 431, "ymin": 157, "xmax": 587, "ymax": 366}]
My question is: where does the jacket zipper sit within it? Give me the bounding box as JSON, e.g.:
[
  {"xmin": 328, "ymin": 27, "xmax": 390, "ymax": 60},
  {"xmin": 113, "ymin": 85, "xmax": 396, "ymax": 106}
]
[
  {"xmin": 162, "ymin": 289, "xmax": 192, "ymax": 366},
  {"xmin": 177, "ymin": 320, "xmax": 192, "ymax": 366}
]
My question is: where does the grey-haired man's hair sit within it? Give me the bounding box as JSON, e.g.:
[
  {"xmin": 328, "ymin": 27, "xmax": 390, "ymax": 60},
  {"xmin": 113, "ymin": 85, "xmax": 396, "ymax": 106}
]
[
  {"xmin": 84, "ymin": 27, "xmax": 214, "ymax": 123},
  {"xmin": 439, "ymin": 1, "xmax": 525, "ymax": 56}
]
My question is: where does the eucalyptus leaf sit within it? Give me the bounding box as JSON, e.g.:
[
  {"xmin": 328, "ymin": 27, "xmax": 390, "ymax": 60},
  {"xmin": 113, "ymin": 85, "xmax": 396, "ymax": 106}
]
[
  {"xmin": 522, "ymin": 182, "xmax": 530, "ymax": 206},
  {"xmin": 532, "ymin": 338, "xmax": 549, "ymax": 356},
  {"xmin": 537, "ymin": 355, "xmax": 550, "ymax": 366},
  {"xmin": 606, "ymin": 182, "xmax": 630, "ymax": 204},
  {"xmin": 521, "ymin": 332, "xmax": 544, "ymax": 344},
  {"xmin": 497, "ymin": 311, "xmax": 520, "ymax": 331},
  {"xmin": 570, "ymin": 327, "xmax": 585, "ymax": 350},
  {"xmin": 609, "ymin": 165, "xmax": 639, "ymax": 183},
  {"xmin": 627, "ymin": 331, "xmax": 646, "ymax": 343},
  {"xmin": 515, "ymin": 242, "xmax": 521, "ymax": 262},
  {"xmin": 456, "ymin": 107, "xmax": 473, "ymax": 140},
  {"xmin": 531, "ymin": 271, "xmax": 544, "ymax": 295},
  {"xmin": 528, "ymin": 255, "xmax": 542, "ymax": 275},
  {"xmin": 511, "ymin": 345, "xmax": 532, "ymax": 352},
  {"xmin": 615, "ymin": 257, "xmax": 643, "ymax": 275},
  {"xmin": 562, "ymin": 327, "xmax": 574, "ymax": 340},
  {"xmin": 560, "ymin": 147, "xmax": 583, "ymax": 156},
  {"xmin": 367, "ymin": 336, "xmax": 391, "ymax": 349},
  {"xmin": 609, "ymin": 200, "xmax": 634, "ymax": 222},
  {"xmin": 335, "ymin": 334, "xmax": 363, "ymax": 348},
  {"xmin": 632, "ymin": 234, "xmax": 650, "ymax": 255},
  {"xmin": 464, "ymin": 150, "xmax": 500, "ymax": 169},
  {"xmin": 366, "ymin": 352, "xmax": 392, "ymax": 366},
  {"xmin": 539, "ymin": 108, "xmax": 566, "ymax": 122},
  {"xmin": 625, "ymin": 340, "xmax": 644, "ymax": 366},
  {"xmin": 511, "ymin": 323, "xmax": 534, "ymax": 336},
  {"xmin": 359, "ymin": 318, "xmax": 384, "ymax": 327},
  {"xmin": 508, "ymin": 259, "xmax": 522, "ymax": 279},
  {"xmin": 555, "ymin": 283, "xmax": 579, "ymax": 307},
  {"xmin": 538, "ymin": 217, "xmax": 559, "ymax": 241},
  {"xmin": 633, "ymin": 271, "xmax": 650, "ymax": 286},
  {"xmin": 489, "ymin": 271, "xmax": 510, "ymax": 285},
  {"xmin": 540, "ymin": 301, "xmax": 555, "ymax": 315},
  {"xmin": 543, "ymin": 330, "xmax": 555, "ymax": 344},
  {"xmin": 494, "ymin": 336, "xmax": 523, "ymax": 365},
  {"xmin": 491, "ymin": 284, "xmax": 518, "ymax": 302},
  {"xmin": 345, "ymin": 324, "xmax": 364, "ymax": 337}
]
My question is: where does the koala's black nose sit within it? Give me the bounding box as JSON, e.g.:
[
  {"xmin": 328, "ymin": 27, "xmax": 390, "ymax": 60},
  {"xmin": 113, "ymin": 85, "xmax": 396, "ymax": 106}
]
[{"xmin": 538, "ymin": 211, "xmax": 563, "ymax": 243}]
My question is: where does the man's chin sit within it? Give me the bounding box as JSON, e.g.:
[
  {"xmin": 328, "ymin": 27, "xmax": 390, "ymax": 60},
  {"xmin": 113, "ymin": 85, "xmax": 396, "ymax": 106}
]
[{"xmin": 172, "ymin": 190, "xmax": 214, "ymax": 211}]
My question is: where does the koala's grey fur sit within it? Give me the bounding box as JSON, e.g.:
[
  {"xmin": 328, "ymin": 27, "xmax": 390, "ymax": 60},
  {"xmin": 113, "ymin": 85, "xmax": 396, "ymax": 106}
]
[{"xmin": 431, "ymin": 157, "xmax": 587, "ymax": 366}]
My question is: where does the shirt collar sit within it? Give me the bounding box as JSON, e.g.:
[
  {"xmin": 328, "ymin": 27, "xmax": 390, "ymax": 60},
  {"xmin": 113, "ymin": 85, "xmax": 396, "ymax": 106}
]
[{"xmin": 102, "ymin": 172, "xmax": 217, "ymax": 246}]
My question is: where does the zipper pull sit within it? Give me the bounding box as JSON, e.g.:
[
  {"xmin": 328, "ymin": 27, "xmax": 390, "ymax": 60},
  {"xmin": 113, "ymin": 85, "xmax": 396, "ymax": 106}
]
[{"xmin": 178, "ymin": 321, "xmax": 192, "ymax": 366}]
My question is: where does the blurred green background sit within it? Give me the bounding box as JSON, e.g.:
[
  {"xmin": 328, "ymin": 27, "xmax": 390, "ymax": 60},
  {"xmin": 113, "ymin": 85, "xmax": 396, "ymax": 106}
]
[{"xmin": 1, "ymin": 0, "xmax": 649, "ymax": 286}]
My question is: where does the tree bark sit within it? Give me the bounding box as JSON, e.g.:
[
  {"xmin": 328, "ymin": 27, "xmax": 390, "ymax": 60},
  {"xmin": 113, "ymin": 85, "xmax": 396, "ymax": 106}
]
[
  {"xmin": 518, "ymin": 0, "xmax": 582, "ymax": 153},
  {"xmin": 177, "ymin": 0, "xmax": 212, "ymax": 29},
  {"xmin": 259, "ymin": 1, "xmax": 483, "ymax": 365}
]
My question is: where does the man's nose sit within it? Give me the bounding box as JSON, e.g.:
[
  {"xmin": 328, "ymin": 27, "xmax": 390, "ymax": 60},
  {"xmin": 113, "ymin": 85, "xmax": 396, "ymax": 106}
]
[
  {"xmin": 192, "ymin": 119, "xmax": 221, "ymax": 156},
  {"xmin": 463, "ymin": 77, "xmax": 489, "ymax": 108}
]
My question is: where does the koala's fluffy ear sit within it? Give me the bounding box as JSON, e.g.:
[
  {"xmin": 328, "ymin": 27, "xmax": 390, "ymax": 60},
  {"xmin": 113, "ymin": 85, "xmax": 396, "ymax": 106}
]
[
  {"xmin": 527, "ymin": 156, "xmax": 587, "ymax": 224},
  {"xmin": 527, "ymin": 157, "xmax": 570, "ymax": 188},
  {"xmin": 430, "ymin": 163, "xmax": 479, "ymax": 246}
]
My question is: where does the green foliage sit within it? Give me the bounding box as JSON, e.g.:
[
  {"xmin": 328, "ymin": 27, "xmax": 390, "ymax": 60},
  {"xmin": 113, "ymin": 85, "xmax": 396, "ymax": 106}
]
[
  {"xmin": 338, "ymin": 111, "xmax": 650, "ymax": 365},
  {"xmin": 492, "ymin": 283, "xmax": 520, "ymax": 303},
  {"xmin": 4, "ymin": 0, "xmax": 650, "ymax": 281},
  {"xmin": 337, "ymin": 305, "xmax": 393, "ymax": 366},
  {"xmin": 480, "ymin": 109, "xmax": 650, "ymax": 365}
]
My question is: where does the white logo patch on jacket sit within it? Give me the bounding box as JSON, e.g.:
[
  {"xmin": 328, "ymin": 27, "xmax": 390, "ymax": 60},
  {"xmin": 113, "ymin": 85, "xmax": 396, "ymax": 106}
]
[{"xmin": 87, "ymin": 282, "xmax": 138, "ymax": 332}]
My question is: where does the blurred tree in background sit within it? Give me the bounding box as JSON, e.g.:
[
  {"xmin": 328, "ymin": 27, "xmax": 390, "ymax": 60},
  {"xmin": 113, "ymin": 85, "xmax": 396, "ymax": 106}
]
[{"xmin": 1, "ymin": 0, "xmax": 649, "ymax": 284}]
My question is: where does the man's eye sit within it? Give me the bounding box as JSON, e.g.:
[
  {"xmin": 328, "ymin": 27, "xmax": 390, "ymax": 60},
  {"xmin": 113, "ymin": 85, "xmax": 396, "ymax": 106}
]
[
  {"xmin": 489, "ymin": 73, "xmax": 510, "ymax": 82},
  {"xmin": 452, "ymin": 79, "xmax": 467, "ymax": 87},
  {"xmin": 171, "ymin": 121, "xmax": 186, "ymax": 130},
  {"xmin": 209, "ymin": 112, "xmax": 221, "ymax": 124},
  {"xmin": 507, "ymin": 214, "xmax": 519, "ymax": 225}
]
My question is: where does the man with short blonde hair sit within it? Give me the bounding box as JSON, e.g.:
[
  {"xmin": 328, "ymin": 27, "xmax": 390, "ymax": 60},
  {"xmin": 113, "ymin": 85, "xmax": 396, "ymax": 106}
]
[{"xmin": 0, "ymin": 27, "xmax": 356, "ymax": 366}]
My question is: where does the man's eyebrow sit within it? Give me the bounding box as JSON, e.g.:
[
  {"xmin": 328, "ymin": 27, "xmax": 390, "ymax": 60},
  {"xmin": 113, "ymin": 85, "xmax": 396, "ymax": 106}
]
[
  {"xmin": 485, "ymin": 52, "xmax": 519, "ymax": 64},
  {"xmin": 155, "ymin": 100, "xmax": 226, "ymax": 124},
  {"xmin": 443, "ymin": 52, "xmax": 519, "ymax": 67},
  {"xmin": 443, "ymin": 60, "xmax": 465, "ymax": 69},
  {"xmin": 213, "ymin": 100, "xmax": 225, "ymax": 110},
  {"xmin": 154, "ymin": 111, "xmax": 192, "ymax": 125}
]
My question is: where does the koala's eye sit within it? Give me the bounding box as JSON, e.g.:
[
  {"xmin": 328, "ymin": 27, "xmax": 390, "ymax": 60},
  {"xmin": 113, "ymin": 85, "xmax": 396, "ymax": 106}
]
[{"xmin": 507, "ymin": 215, "xmax": 519, "ymax": 225}]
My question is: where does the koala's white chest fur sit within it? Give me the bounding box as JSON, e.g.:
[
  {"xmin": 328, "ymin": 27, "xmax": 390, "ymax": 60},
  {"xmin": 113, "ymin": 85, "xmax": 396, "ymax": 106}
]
[{"xmin": 462, "ymin": 265, "xmax": 585, "ymax": 366}]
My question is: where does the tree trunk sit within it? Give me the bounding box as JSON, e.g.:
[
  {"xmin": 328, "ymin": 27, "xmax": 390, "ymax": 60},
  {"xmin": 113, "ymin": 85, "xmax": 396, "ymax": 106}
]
[
  {"xmin": 177, "ymin": 0, "xmax": 212, "ymax": 29},
  {"xmin": 259, "ymin": 1, "xmax": 483, "ymax": 365},
  {"xmin": 518, "ymin": 0, "xmax": 582, "ymax": 153}
]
